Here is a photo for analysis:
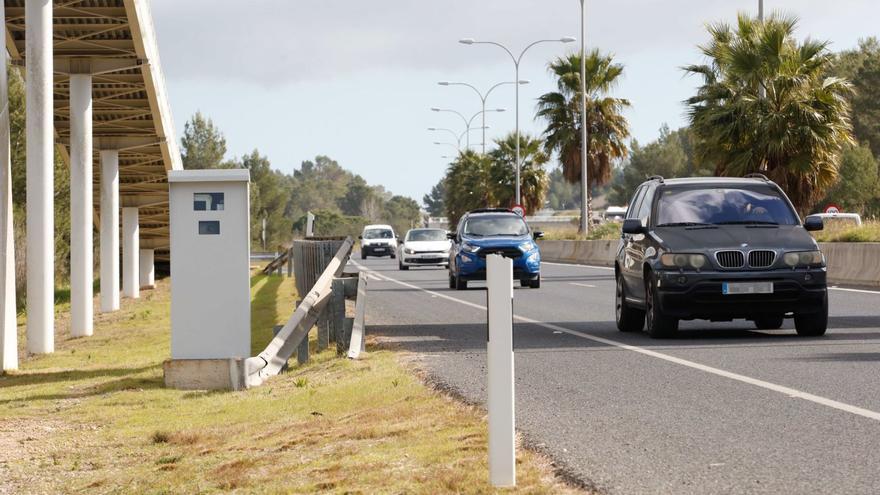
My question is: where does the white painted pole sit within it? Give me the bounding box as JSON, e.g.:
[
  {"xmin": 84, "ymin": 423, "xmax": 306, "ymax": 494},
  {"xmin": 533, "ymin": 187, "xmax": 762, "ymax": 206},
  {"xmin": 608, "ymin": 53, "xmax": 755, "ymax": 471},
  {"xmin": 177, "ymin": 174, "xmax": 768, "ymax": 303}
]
[
  {"xmin": 100, "ymin": 149, "xmax": 120, "ymax": 312},
  {"xmin": 0, "ymin": 5, "xmax": 17, "ymax": 370},
  {"xmin": 25, "ymin": 0, "xmax": 54, "ymax": 354},
  {"xmin": 122, "ymin": 207, "xmax": 139, "ymax": 299},
  {"xmin": 306, "ymin": 211, "xmax": 315, "ymax": 237},
  {"xmin": 486, "ymin": 254, "xmax": 515, "ymax": 487},
  {"xmin": 139, "ymin": 249, "xmax": 155, "ymax": 289},
  {"xmin": 69, "ymin": 74, "xmax": 93, "ymax": 337},
  {"xmin": 579, "ymin": 0, "xmax": 590, "ymax": 236}
]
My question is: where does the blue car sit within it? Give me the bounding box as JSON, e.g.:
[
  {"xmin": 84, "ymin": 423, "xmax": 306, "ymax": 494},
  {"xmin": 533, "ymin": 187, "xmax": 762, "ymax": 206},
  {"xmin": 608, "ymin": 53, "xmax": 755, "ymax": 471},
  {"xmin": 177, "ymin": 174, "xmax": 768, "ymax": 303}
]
[{"xmin": 448, "ymin": 208, "xmax": 543, "ymax": 290}]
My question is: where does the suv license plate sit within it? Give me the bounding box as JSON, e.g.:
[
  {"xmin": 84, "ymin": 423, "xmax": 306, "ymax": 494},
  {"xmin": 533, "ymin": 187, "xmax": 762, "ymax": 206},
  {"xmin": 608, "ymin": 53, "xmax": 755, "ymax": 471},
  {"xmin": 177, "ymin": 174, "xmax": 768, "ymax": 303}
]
[
  {"xmin": 722, "ymin": 282, "xmax": 773, "ymax": 295},
  {"xmin": 373, "ymin": 248, "xmax": 385, "ymax": 252}
]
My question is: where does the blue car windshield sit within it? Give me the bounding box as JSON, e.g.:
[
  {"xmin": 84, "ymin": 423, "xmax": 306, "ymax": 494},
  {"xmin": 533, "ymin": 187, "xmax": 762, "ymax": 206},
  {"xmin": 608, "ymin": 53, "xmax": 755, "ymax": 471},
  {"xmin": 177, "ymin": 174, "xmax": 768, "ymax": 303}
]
[
  {"xmin": 464, "ymin": 216, "xmax": 529, "ymax": 237},
  {"xmin": 656, "ymin": 186, "xmax": 799, "ymax": 226}
]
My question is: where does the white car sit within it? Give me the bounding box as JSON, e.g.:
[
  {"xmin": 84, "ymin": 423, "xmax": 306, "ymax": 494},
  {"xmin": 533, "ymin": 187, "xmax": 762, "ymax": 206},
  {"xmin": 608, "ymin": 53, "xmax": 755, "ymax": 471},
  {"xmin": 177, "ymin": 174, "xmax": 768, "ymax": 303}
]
[
  {"xmin": 397, "ymin": 228, "xmax": 452, "ymax": 270},
  {"xmin": 359, "ymin": 224, "xmax": 397, "ymax": 259}
]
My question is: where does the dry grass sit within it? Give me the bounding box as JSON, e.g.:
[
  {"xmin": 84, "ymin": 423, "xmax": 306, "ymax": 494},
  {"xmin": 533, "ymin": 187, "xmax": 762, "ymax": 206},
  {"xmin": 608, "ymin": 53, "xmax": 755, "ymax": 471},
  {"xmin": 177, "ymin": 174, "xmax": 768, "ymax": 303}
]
[
  {"xmin": 813, "ymin": 220, "xmax": 880, "ymax": 242},
  {"xmin": 0, "ymin": 272, "xmax": 586, "ymax": 494}
]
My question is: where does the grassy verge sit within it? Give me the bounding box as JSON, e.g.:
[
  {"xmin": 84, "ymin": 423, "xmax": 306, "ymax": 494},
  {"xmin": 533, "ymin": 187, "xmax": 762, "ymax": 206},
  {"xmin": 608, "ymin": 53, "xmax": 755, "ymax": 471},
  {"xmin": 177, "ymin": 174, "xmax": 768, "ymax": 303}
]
[
  {"xmin": 813, "ymin": 220, "xmax": 880, "ymax": 242},
  {"xmin": 1, "ymin": 273, "xmax": 582, "ymax": 494},
  {"xmin": 541, "ymin": 222, "xmax": 621, "ymax": 241}
]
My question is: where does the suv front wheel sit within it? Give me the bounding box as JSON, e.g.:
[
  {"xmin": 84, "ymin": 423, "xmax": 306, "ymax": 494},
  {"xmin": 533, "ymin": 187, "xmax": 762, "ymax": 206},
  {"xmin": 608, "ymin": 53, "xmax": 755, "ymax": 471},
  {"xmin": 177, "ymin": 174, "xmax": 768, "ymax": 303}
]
[
  {"xmin": 645, "ymin": 273, "xmax": 678, "ymax": 338},
  {"xmin": 616, "ymin": 274, "xmax": 645, "ymax": 332},
  {"xmin": 794, "ymin": 291, "xmax": 828, "ymax": 336}
]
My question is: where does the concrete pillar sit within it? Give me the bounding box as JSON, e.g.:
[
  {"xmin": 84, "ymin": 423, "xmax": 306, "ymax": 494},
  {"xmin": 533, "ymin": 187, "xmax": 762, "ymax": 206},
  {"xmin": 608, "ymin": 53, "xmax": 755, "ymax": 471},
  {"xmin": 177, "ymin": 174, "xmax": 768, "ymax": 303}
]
[
  {"xmin": 139, "ymin": 249, "xmax": 154, "ymax": 289},
  {"xmin": 69, "ymin": 73, "xmax": 93, "ymax": 337},
  {"xmin": 122, "ymin": 207, "xmax": 139, "ymax": 299},
  {"xmin": 25, "ymin": 0, "xmax": 55, "ymax": 354},
  {"xmin": 100, "ymin": 150, "xmax": 120, "ymax": 312},
  {"xmin": 0, "ymin": 4, "xmax": 17, "ymax": 370}
]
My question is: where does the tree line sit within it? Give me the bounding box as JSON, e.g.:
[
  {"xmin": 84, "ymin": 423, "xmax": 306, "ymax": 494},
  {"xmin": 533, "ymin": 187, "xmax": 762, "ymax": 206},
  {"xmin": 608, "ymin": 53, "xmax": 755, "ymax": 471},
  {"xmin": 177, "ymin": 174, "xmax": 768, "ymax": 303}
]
[
  {"xmin": 430, "ymin": 13, "xmax": 880, "ymax": 225},
  {"xmin": 180, "ymin": 113, "xmax": 422, "ymax": 249}
]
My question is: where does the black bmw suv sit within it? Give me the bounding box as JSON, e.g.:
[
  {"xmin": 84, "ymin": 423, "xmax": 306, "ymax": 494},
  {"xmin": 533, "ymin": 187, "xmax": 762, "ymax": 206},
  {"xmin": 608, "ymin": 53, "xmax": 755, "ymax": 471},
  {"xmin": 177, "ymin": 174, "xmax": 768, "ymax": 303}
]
[{"xmin": 615, "ymin": 175, "xmax": 828, "ymax": 338}]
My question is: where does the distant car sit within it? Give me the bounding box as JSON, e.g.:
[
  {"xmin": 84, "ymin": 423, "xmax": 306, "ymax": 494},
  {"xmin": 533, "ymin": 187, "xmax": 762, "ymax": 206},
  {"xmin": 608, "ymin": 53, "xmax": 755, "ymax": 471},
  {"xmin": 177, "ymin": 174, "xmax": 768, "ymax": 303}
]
[
  {"xmin": 359, "ymin": 224, "xmax": 397, "ymax": 259},
  {"xmin": 603, "ymin": 206, "xmax": 628, "ymax": 223},
  {"xmin": 615, "ymin": 175, "xmax": 828, "ymax": 338},
  {"xmin": 448, "ymin": 208, "xmax": 543, "ymax": 290},
  {"xmin": 813, "ymin": 212, "xmax": 862, "ymax": 227},
  {"xmin": 397, "ymin": 228, "xmax": 452, "ymax": 270}
]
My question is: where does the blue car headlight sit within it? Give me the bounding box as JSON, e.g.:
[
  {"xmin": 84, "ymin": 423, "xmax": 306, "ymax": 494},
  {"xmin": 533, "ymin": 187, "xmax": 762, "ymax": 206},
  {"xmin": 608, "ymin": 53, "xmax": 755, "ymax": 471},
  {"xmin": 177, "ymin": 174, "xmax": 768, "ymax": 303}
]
[
  {"xmin": 461, "ymin": 243, "xmax": 480, "ymax": 254},
  {"xmin": 518, "ymin": 240, "xmax": 537, "ymax": 252}
]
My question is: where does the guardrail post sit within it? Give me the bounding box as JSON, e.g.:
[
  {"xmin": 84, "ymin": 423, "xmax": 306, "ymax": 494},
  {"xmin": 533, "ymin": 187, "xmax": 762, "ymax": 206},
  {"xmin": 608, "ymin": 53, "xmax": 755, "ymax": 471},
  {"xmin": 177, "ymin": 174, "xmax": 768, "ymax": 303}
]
[
  {"xmin": 342, "ymin": 318, "xmax": 353, "ymax": 354},
  {"xmin": 317, "ymin": 313, "xmax": 330, "ymax": 351},
  {"xmin": 329, "ymin": 278, "xmax": 344, "ymax": 345},
  {"xmin": 487, "ymin": 254, "xmax": 516, "ymax": 488},
  {"xmin": 297, "ymin": 332, "xmax": 309, "ymax": 365},
  {"xmin": 287, "ymin": 247, "xmax": 293, "ymax": 277}
]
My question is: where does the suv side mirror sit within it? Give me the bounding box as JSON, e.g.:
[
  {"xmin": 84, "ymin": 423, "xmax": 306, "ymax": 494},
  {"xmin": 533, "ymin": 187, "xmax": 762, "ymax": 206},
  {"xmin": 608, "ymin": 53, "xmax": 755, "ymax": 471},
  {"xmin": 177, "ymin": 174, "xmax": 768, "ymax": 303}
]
[
  {"xmin": 358, "ymin": 235, "xmax": 363, "ymax": 240},
  {"xmin": 533, "ymin": 231, "xmax": 545, "ymax": 240},
  {"xmin": 446, "ymin": 231, "xmax": 456, "ymax": 240},
  {"xmin": 804, "ymin": 215, "xmax": 824, "ymax": 232},
  {"xmin": 622, "ymin": 218, "xmax": 645, "ymax": 235}
]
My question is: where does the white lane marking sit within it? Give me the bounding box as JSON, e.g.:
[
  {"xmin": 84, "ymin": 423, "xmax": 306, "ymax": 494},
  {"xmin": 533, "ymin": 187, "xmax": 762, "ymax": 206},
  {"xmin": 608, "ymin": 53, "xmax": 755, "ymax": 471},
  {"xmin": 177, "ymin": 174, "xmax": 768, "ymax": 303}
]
[
  {"xmin": 570, "ymin": 282, "xmax": 597, "ymax": 288},
  {"xmin": 356, "ymin": 261, "xmax": 880, "ymax": 423},
  {"xmin": 543, "ymin": 261, "xmax": 614, "ymax": 271},
  {"xmin": 830, "ymin": 286, "xmax": 880, "ymax": 295}
]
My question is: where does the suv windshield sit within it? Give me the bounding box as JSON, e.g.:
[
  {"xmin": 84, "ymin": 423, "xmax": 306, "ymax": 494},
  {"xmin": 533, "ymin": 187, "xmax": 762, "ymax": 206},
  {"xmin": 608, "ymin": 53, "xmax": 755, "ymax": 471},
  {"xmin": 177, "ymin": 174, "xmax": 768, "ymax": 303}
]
[
  {"xmin": 656, "ymin": 186, "xmax": 799, "ymax": 226},
  {"xmin": 363, "ymin": 229, "xmax": 393, "ymax": 239},
  {"xmin": 407, "ymin": 229, "xmax": 446, "ymax": 242},
  {"xmin": 463, "ymin": 215, "xmax": 529, "ymax": 237}
]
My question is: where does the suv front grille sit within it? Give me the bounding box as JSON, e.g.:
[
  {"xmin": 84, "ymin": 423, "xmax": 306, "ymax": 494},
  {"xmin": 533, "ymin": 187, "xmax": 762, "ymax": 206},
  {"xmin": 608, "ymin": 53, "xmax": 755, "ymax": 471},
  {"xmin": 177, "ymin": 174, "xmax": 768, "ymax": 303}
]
[
  {"xmin": 715, "ymin": 250, "xmax": 745, "ymax": 269},
  {"xmin": 478, "ymin": 247, "xmax": 522, "ymax": 259},
  {"xmin": 748, "ymin": 250, "xmax": 776, "ymax": 268}
]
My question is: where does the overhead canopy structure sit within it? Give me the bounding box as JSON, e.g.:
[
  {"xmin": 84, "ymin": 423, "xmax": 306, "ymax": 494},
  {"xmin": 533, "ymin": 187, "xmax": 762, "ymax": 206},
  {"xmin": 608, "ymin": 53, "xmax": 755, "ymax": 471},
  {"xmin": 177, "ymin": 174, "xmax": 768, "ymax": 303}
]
[{"xmin": 4, "ymin": 0, "xmax": 181, "ymax": 260}]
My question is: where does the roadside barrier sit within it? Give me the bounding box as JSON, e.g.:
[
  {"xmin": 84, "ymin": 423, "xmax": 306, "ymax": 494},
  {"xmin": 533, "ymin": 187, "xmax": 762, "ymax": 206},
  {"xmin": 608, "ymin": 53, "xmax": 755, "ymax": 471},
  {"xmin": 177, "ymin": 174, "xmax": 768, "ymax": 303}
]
[
  {"xmin": 244, "ymin": 236, "xmax": 368, "ymax": 389},
  {"xmin": 538, "ymin": 240, "xmax": 880, "ymax": 287}
]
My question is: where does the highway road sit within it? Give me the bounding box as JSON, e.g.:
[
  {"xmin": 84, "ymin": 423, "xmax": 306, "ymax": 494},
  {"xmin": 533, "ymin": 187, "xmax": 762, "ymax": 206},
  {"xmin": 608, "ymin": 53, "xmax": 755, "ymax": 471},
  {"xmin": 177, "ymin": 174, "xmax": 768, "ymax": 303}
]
[{"xmin": 354, "ymin": 255, "xmax": 880, "ymax": 495}]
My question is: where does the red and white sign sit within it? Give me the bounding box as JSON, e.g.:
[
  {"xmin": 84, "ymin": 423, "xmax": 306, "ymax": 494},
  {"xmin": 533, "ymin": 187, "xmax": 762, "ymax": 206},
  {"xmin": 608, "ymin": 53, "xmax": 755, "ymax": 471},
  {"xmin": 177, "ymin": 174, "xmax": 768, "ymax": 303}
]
[
  {"xmin": 511, "ymin": 204, "xmax": 525, "ymax": 217},
  {"xmin": 824, "ymin": 204, "xmax": 842, "ymax": 214}
]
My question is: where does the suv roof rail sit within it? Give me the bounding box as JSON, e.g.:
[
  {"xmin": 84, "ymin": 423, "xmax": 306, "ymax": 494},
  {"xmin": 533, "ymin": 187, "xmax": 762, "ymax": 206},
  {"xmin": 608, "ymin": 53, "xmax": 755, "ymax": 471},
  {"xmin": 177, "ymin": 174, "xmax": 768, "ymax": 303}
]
[
  {"xmin": 648, "ymin": 175, "xmax": 664, "ymax": 182},
  {"xmin": 744, "ymin": 173, "xmax": 770, "ymax": 181},
  {"xmin": 468, "ymin": 208, "xmax": 511, "ymax": 214}
]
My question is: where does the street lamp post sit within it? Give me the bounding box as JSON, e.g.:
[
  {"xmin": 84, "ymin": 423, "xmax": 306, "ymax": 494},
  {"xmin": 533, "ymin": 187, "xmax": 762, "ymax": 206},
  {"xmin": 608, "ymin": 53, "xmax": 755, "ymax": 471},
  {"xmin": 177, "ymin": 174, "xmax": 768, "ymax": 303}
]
[
  {"xmin": 460, "ymin": 36, "xmax": 575, "ymax": 206},
  {"xmin": 578, "ymin": 0, "xmax": 589, "ymax": 235},
  {"xmin": 439, "ymin": 80, "xmax": 529, "ymax": 154},
  {"xmin": 428, "ymin": 127, "xmax": 463, "ymax": 151},
  {"xmin": 432, "ymin": 108, "xmax": 505, "ymax": 150}
]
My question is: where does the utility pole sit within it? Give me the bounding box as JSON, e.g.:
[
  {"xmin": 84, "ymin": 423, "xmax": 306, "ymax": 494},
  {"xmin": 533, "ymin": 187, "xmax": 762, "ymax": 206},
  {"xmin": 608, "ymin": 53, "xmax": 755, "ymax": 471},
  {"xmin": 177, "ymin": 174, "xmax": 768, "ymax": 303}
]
[{"xmin": 578, "ymin": 0, "xmax": 589, "ymax": 235}]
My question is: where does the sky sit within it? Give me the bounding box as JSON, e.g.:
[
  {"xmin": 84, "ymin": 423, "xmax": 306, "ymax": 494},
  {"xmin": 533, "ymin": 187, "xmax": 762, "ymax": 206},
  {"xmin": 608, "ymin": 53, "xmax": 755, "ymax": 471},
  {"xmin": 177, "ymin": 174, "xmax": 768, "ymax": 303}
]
[{"xmin": 150, "ymin": 0, "xmax": 880, "ymax": 203}]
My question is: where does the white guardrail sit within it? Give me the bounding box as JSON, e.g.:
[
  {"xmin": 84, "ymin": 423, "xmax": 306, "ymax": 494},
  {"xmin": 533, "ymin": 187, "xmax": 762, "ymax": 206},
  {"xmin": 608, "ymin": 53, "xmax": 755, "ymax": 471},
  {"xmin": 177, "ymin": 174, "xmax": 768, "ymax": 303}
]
[{"xmin": 243, "ymin": 237, "xmax": 368, "ymax": 389}]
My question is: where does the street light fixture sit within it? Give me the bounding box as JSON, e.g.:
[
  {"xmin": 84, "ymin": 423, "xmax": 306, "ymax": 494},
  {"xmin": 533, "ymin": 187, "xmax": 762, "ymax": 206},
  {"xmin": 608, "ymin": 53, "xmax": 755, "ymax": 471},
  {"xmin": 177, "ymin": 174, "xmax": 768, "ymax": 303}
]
[
  {"xmin": 438, "ymin": 80, "xmax": 529, "ymax": 154},
  {"xmin": 459, "ymin": 36, "xmax": 575, "ymax": 206},
  {"xmin": 432, "ymin": 108, "xmax": 504, "ymax": 149}
]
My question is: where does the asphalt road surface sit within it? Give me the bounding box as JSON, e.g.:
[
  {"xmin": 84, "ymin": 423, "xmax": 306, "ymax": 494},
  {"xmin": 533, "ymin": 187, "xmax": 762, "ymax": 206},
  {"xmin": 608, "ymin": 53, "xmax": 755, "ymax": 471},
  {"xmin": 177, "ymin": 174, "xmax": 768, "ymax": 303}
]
[{"xmin": 353, "ymin": 255, "xmax": 880, "ymax": 495}]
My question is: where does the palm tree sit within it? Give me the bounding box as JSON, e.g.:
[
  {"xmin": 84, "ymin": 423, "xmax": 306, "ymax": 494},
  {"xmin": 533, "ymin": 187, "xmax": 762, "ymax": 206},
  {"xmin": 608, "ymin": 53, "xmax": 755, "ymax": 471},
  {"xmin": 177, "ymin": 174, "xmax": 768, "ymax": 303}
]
[
  {"xmin": 537, "ymin": 50, "xmax": 631, "ymax": 221},
  {"xmin": 444, "ymin": 150, "xmax": 494, "ymax": 225},
  {"xmin": 684, "ymin": 13, "xmax": 854, "ymax": 214},
  {"xmin": 488, "ymin": 133, "xmax": 550, "ymax": 215}
]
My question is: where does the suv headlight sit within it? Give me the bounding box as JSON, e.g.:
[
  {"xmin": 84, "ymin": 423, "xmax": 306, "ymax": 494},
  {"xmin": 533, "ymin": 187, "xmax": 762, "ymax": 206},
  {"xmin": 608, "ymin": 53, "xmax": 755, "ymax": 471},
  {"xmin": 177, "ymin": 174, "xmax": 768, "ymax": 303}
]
[
  {"xmin": 461, "ymin": 243, "xmax": 480, "ymax": 254},
  {"xmin": 403, "ymin": 247, "xmax": 415, "ymax": 255},
  {"xmin": 660, "ymin": 253, "xmax": 709, "ymax": 271},
  {"xmin": 518, "ymin": 241, "xmax": 537, "ymax": 252},
  {"xmin": 783, "ymin": 250, "xmax": 823, "ymax": 267}
]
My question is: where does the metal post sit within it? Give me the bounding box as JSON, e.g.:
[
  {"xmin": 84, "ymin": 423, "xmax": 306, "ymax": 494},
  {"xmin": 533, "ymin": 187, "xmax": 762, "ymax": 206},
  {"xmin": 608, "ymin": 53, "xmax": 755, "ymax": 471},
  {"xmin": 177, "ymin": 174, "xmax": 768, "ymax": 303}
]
[
  {"xmin": 329, "ymin": 278, "xmax": 345, "ymax": 348},
  {"xmin": 70, "ymin": 73, "xmax": 94, "ymax": 337},
  {"xmin": 306, "ymin": 211, "xmax": 315, "ymax": 237},
  {"xmin": 514, "ymin": 64, "xmax": 521, "ymax": 205},
  {"xmin": 0, "ymin": 5, "xmax": 16, "ymax": 369},
  {"xmin": 100, "ymin": 149, "xmax": 120, "ymax": 312},
  {"xmin": 486, "ymin": 254, "xmax": 515, "ymax": 487},
  {"xmin": 287, "ymin": 247, "xmax": 293, "ymax": 277},
  {"xmin": 122, "ymin": 207, "xmax": 140, "ymax": 299},
  {"xmin": 579, "ymin": 0, "xmax": 590, "ymax": 235},
  {"xmin": 25, "ymin": 0, "xmax": 55, "ymax": 354},
  {"xmin": 297, "ymin": 333, "xmax": 309, "ymax": 365}
]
